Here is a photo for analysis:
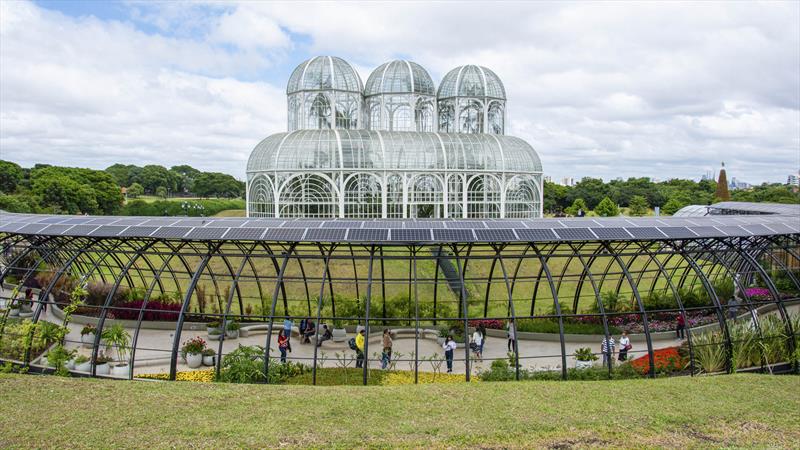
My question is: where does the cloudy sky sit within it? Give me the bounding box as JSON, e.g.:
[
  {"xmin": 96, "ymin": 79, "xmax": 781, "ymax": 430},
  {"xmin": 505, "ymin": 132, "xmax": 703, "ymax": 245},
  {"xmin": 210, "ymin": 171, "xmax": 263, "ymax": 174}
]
[{"xmin": 1, "ymin": 1, "xmax": 798, "ymax": 183}]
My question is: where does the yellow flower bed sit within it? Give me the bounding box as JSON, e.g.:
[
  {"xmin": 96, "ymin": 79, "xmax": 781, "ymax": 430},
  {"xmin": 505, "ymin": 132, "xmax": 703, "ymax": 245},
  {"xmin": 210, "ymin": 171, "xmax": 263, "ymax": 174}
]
[
  {"xmin": 381, "ymin": 371, "xmax": 479, "ymax": 386},
  {"xmin": 138, "ymin": 369, "xmax": 214, "ymax": 383}
]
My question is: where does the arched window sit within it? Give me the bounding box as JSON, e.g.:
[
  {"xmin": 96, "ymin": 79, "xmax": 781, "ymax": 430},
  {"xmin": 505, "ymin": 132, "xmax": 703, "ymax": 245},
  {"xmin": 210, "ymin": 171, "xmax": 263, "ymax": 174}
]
[
  {"xmin": 306, "ymin": 93, "xmax": 331, "ymax": 130},
  {"xmin": 344, "ymin": 173, "xmax": 382, "ymax": 218},
  {"xmin": 368, "ymin": 100, "xmax": 382, "ymax": 130},
  {"xmin": 335, "ymin": 93, "xmax": 360, "ymax": 129},
  {"xmin": 467, "ymin": 175, "xmax": 501, "ymax": 218},
  {"xmin": 438, "ymin": 101, "xmax": 455, "ymax": 133},
  {"xmin": 487, "ymin": 102, "xmax": 504, "ymax": 134},
  {"xmin": 447, "ymin": 173, "xmax": 465, "ymax": 218},
  {"xmin": 389, "ymin": 104, "xmax": 412, "ymax": 131},
  {"xmin": 386, "ymin": 174, "xmax": 403, "ymax": 218},
  {"xmin": 287, "ymin": 94, "xmax": 302, "ymax": 132},
  {"xmin": 415, "ymin": 98, "xmax": 434, "ymax": 132},
  {"xmin": 248, "ymin": 176, "xmax": 275, "ymax": 217},
  {"xmin": 459, "ymin": 99, "xmax": 483, "ymax": 134},
  {"xmin": 505, "ymin": 176, "xmax": 540, "ymax": 218},
  {"xmin": 278, "ymin": 174, "xmax": 338, "ymax": 218},
  {"xmin": 408, "ymin": 174, "xmax": 443, "ymax": 218}
]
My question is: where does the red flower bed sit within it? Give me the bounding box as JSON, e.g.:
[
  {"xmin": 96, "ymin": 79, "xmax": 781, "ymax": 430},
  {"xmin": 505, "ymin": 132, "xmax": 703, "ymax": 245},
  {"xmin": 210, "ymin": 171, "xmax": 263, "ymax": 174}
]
[
  {"xmin": 630, "ymin": 346, "xmax": 685, "ymax": 375},
  {"xmin": 110, "ymin": 299, "xmax": 182, "ymax": 321},
  {"xmin": 468, "ymin": 319, "xmax": 505, "ymax": 330}
]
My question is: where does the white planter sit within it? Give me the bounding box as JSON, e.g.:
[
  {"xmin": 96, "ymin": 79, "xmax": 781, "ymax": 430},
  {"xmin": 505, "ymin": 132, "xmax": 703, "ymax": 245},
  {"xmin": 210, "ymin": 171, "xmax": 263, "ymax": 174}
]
[
  {"xmin": 575, "ymin": 359, "xmax": 594, "ymax": 370},
  {"xmin": 110, "ymin": 364, "xmax": 130, "ymax": 377},
  {"xmin": 81, "ymin": 334, "xmax": 95, "ymax": 347},
  {"xmin": 437, "ymin": 337, "xmax": 445, "ymax": 345},
  {"xmin": 75, "ymin": 360, "xmax": 92, "ymax": 372},
  {"xmin": 95, "ymin": 363, "xmax": 110, "ymax": 375},
  {"xmin": 206, "ymin": 326, "xmax": 221, "ymax": 335},
  {"xmin": 66, "ymin": 358, "xmax": 76, "ymax": 370},
  {"xmin": 207, "ymin": 332, "xmax": 223, "ymax": 341},
  {"xmin": 186, "ymin": 352, "xmax": 203, "ymax": 368},
  {"xmin": 202, "ymin": 355, "xmax": 216, "ymax": 366},
  {"xmin": 9, "ymin": 308, "xmax": 20, "ymax": 317},
  {"xmin": 332, "ymin": 328, "xmax": 347, "ymax": 342},
  {"xmin": 225, "ymin": 329, "xmax": 239, "ymax": 339}
]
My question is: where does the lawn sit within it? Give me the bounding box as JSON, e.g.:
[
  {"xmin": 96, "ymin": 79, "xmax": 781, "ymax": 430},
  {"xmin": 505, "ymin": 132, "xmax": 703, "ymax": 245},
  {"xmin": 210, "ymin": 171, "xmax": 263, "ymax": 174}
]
[{"xmin": 0, "ymin": 373, "xmax": 797, "ymax": 448}]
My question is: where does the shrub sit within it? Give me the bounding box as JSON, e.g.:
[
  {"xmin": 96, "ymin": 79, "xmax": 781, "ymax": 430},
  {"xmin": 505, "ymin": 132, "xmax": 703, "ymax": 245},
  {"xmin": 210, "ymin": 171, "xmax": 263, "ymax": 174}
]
[
  {"xmin": 516, "ymin": 319, "xmax": 620, "ymax": 335},
  {"xmin": 215, "ymin": 345, "xmax": 266, "ymax": 384},
  {"xmin": 467, "ymin": 319, "xmax": 505, "ymax": 330}
]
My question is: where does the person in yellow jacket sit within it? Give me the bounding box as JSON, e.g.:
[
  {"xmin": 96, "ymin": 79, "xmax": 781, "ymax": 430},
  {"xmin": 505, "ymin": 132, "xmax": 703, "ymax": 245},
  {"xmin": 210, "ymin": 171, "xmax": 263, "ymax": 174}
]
[{"xmin": 355, "ymin": 329, "xmax": 366, "ymax": 368}]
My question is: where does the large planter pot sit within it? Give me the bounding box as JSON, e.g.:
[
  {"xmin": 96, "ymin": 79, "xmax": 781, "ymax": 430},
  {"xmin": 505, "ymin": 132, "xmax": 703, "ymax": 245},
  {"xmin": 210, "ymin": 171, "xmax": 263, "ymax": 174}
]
[
  {"xmin": 8, "ymin": 308, "xmax": 20, "ymax": 317},
  {"xmin": 436, "ymin": 337, "xmax": 446, "ymax": 346},
  {"xmin": 80, "ymin": 334, "xmax": 95, "ymax": 347},
  {"xmin": 66, "ymin": 358, "xmax": 76, "ymax": 370},
  {"xmin": 186, "ymin": 352, "xmax": 203, "ymax": 368},
  {"xmin": 207, "ymin": 332, "xmax": 223, "ymax": 341},
  {"xmin": 95, "ymin": 363, "xmax": 110, "ymax": 375},
  {"xmin": 225, "ymin": 329, "xmax": 239, "ymax": 339},
  {"xmin": 575, "ymin": 359, "xmax": 594, "ymax": 370},
  {"xmin": 75, "ymin": 360, "xmax": 92, "ymax": 372},
  {"xmin": 110, "ymin": 364, "xmax": 130, "ymax": 377},
  {"xmin": 206, "ymin": 326, "xmax": 221, "ymax": 335},
  {"xmin": 202, "ymin": 355, "xmax": 216, "ymax": 366},
  {"xmin": 332, "ymin": 328, "xmax": 347, "ymax": 342}
]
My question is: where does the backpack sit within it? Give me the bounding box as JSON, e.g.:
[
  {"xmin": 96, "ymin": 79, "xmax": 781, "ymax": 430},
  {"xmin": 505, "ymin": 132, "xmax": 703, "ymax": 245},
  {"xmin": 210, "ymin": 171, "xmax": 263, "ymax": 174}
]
[{"xmin": 348, "ymin": 337, "xmax": 358, "ymax": 351}]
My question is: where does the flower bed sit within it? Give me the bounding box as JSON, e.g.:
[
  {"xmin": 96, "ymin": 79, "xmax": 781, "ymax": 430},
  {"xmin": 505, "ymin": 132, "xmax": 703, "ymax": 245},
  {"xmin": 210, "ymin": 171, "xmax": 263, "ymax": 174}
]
[
  {"xmin": 574, "ymin": 312, "xmax": 718, "ymax": 333},
  {"xmin": 139, "ymin": 369, "xmax": 214, "ymax": 382},
  {"xmin": 630, "ymin": 347, "xmax": 686, "ymax": 375},
  {"xmin": 467, "ymin": 319, "xmax": 505, "ymax": 330}
]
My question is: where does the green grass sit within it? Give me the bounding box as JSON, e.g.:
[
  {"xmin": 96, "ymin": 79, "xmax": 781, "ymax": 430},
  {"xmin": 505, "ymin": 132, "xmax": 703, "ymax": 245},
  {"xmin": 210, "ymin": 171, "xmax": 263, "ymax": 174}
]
[
  {"xmin": 0, "ymin": 373, "xmax": 797, "ymax": 448},
  {"xmin": 212, "ymin": 209, "xmax": 246, "ymax": 217}
]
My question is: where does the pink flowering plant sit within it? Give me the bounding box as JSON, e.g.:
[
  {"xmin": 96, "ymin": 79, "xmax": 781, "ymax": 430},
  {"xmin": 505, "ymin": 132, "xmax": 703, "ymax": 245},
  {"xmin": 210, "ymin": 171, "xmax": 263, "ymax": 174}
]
[
  {"xmin": 181, "ymin": 336, "xmax": 206, "ymax": 355},
  {"xmin": 744, "ymin": 287, "xmax": 771, "ymax": 301},
  {"xmin": 468, "ymin": 319, "xmax": 505, "ymax": 330}
]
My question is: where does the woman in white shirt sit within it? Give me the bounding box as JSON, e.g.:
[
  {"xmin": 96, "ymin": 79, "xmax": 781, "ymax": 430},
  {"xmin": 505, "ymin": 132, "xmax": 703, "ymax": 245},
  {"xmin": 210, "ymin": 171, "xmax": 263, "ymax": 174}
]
[
  {"xmin": 471, "ymin": 328, "xmax": 484, "ymax": 361},
  {"xmin": 443, "ymin": 335, "xmax": 457, "ymax": 373},
  {"xmin": 618, "ymin": 331, "xmax": 631, "ymax": 361}
]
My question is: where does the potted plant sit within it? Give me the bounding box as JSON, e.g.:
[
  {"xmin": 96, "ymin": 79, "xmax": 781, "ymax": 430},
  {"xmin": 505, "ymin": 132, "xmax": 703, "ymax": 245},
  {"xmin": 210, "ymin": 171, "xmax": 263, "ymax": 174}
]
[
  {"xmin": 8, "ymin": 299, "xmax": 20, "ymax": 317},
  {"xmin": 102, "ymin": 323, "xmax": 131, "ymax": 377},
  {"xmin": 225, "ymin": 320, "xmax": 240, "ymax": 339},
  {"xmin": 74, "ymin": 354, "xmax": 91, "ymax": 372},
  {"xmin": 574, "ymin": 347, "xmax": 598, "ymax": 369},
  {"xmin": 94, "ymin": 351, "xmax": 113, "ymax": 375},
  {"xmin": 206, "ymin": 320, "xmax": 221, "ymax": 336},
  {"xmin": 207, "ymin": 328, "xmax": 223, "ymax": 341},
  {"xmin": 437, "ymin": 326, "xmax": 448, "ymax": 345},
  {"xmin": 332, "ymin": 319, "xmax": 347, "ymax": 342},
  {"xmin": 181, "ymin": 336, "xmax": 206, "ymax": 368},
  {"xmin": 46, "ymin": 344, "xmax": 75, "ymax": 371},
  {"xmin": 202, "ymin": 348, "xmax": 216, "ymax": 366},
  {"xmin": 80, "ymin": 324, "xmax": 97, "ymax": 347}
]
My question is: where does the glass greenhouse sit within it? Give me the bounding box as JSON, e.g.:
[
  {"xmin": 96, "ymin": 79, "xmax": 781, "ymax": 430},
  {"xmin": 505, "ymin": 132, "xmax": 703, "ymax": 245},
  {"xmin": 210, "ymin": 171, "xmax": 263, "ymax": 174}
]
[{"xmin": 249, "ymin": 56, "xmax": 542, "ymax": 219}]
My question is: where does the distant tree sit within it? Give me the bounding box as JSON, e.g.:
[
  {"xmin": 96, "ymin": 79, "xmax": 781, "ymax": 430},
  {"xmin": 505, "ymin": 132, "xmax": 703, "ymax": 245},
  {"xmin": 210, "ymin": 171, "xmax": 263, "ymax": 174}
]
[
  {"xmin": 565, "ymin": 198, "xmax": 588, "ymax": 216},
  {"xmin": 731, "ymin": 183, "xmax": 800, "ymax": 204},
  {"xmin": 30, "ymin": 166, "xmax": 123, "ymax": 214},
  {"xmin": 170, "ymin": 165, "xmax": 201, "ymax": 194},
  {"xmin": 568, "ymin": 178, "xmax": 609, "ymax": 209},
  {"xmin": 127, "ymin": 183, "xmax": 144, "ymax": 198},
  {"xmin": 662, "ymin": 198, "xmax": 687, "ymax": 215},
  {"xmin": 0, "ymin": 160, "xmax": 23, "ymax": 193},
  {"xmin": 543, "ymin": 181, "xmax": 570, "ymax": 213},
  {"xmin": 628, "ymin": 195, "xmax": 649, "ymax": 216},
  {"xmin": 192, "ymin": 172, "xmax": 244, "ymax": 198},
  {"xmin": 155, "ymin": 186, "xmax": 168, "ymax": 199},
  {"xmin": 0, "ymin": 193, "xmax": 38, "ymax": 213},
  {"xmin": 140, "ymin": 165, "xmax": 177, "ymax": 194},
  {"xmin": 595, "ymin": 197, "xmax": 620, "ymax": 217}
]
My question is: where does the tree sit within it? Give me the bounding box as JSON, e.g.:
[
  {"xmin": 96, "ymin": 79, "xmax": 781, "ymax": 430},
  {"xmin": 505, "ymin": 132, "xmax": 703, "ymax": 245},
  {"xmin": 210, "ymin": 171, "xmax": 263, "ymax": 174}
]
[
  {"xmin": 127, "ymin": 183, "xmax": 144, "ymax": 198},
  {"xmin": 192, "ymin": 172, "xmax": 245, "ymax": 198},
  {"xmin": 568, "ymin": 177, "xmax": 609, "ymax": 209},
  {"xmin": 565, "ymin": 198, "xmax": 588, "ymax": 216},
  {"xmin": 594, "ymin": 197, "xmax": 619, "ymax": 217},
  {"xmin": 628, "ymin": 195, "xmax": 649, "ymax": 216},
  {"xmin": 140, "ymin": 165, "xmax": 177, "ymax": 195},
  {"xmin": 155, "ymin": 186, "xmax": 168, "ymax": 199},
  {"xmin": 30, "ymin": 166, "xmax": 123, "ymax": 214},
  {"xmin": 0, "ymin": 160, "xmax": 23, "ymax": 193},
  {"xmin": 543, "ymin": 181, "xmax": 570, "ymax": 213},
  {"xmin": 662, "ymin": 198, "xmax": 686, "ymax": 215},
  {"xmin": 170, "ymin": 165, "xmax": 201, "ymax": 194}
]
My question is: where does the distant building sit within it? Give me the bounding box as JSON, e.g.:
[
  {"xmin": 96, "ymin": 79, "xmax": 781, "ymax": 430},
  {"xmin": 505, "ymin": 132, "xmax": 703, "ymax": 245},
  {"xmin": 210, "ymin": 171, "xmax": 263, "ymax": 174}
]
[
  {"xmin": 729, "ymin": 177, "xmax": 751, "ymax": 190},
  {"xmin": 544, "ymin": 175, "xmax": 552, "ymax": 183},
  {"xmin": 788, "ymin": 173, "xmax": 799, "ymax": 187},
  {"xmin": 560, "ymin": 177, "xmax": 575, "ymax": 187}
]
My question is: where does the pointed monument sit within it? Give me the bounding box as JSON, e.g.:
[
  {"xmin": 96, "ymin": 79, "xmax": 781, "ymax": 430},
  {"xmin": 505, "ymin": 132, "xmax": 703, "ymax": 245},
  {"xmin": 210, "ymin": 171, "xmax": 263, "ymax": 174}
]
[{"xmin": 715, "ymin": 162, "xmax": 731, "ymax": 201}]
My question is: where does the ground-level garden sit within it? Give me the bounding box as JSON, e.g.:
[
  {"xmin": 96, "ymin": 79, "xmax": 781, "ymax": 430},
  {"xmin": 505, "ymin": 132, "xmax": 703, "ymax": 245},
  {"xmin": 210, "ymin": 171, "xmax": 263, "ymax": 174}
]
[{"xmin": 0, "ymin": 373, "xmax": 797, "ymax": 448}]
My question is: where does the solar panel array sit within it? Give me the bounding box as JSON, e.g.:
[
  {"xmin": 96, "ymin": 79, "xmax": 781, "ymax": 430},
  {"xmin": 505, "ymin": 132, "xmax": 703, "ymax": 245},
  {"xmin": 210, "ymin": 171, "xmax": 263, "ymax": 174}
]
[{"xmin": 1, "ymin": 210, "xmax": 798, "ymax": 244}]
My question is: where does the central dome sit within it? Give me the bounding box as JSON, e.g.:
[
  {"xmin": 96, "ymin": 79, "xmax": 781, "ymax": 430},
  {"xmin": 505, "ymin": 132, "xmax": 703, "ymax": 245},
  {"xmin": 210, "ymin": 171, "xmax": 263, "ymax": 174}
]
[
  {"xmin": 286, "ymin": 56, "xmax": 363, "ymax": 94},
  {"xmin": 364, "ymin": 60, "xmax": 435, "ymax": 96}
]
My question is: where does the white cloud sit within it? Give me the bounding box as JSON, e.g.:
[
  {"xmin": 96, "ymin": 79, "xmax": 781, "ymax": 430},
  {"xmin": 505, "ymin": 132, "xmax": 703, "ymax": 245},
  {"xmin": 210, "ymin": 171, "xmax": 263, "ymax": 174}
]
[{"xmin": 0, "ymin": 1, "xmax": 798, "ymax": 183}]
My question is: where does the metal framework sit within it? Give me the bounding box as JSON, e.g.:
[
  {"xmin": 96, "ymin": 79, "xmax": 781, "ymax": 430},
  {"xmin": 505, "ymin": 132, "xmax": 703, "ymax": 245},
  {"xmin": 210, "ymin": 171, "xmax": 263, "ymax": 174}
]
[{"xmin": 0, "ymin": 209, "xmax": 798, "ymax": 385}]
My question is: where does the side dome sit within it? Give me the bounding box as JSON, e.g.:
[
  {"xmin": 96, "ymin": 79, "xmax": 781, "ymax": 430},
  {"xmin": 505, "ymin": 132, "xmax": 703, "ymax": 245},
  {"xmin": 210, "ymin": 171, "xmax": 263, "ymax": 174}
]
[
  {"xmin": 286, "ymin": 56, "xmax": 363, "ymax": 94},
  {"xmin": 364, "ymin": 60, "xmax": 435, "ymax": 96},
  {"xmin": 437, "ymin": 65, "xmax": 506, "ymax": 100}
]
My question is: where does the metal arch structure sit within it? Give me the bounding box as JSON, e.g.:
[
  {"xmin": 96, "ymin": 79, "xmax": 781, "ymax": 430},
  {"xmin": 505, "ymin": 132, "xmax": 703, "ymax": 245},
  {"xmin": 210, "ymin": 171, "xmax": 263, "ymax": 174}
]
[{"xmin": 0, "ymin": 208, "xmax": 798, "ymax": 385}]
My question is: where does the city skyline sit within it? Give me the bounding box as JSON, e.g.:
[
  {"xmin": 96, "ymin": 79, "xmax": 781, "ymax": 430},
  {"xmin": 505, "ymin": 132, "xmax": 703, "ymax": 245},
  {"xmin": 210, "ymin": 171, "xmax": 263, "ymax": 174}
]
[{"xmin": 1, "ymin": 1, "xmax": 798, "ymax": 184}]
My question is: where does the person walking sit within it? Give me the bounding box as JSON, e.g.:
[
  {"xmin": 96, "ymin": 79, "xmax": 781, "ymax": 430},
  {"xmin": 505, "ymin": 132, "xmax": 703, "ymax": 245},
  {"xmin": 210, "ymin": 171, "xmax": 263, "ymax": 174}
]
[
  {"xmin": 676, "ymin": 312, "xmax": 686, "ymax": 340},
  {"xmin": 471, "ymin": 326, "xmax": 483, "ymax": 361},
  {"xmin": 618, "ymin": 331, "xmax": 631, "ymax": 361},
  {"xmin": 443, "ymin": 335, "xmax": 457, "ymax": 373},
  {"xmin": 381, "ymin": 329, "xmax": 393, "ymax": 370},
  {"xmin": 727, "ymin": 296, "xmax": 741, "ymax": 321},
  {"xmin": 355, "ymin": 329, "xmax": 366, "ymax": 368},
  {"xmin": 278, "ymin": 331, "xmax": 290, "ymax": 363},
  {"xmin": 600, "ymin": 335, "xmax": 616, "ymax": 366},
  {"xmin": 507, "ymin": 319, "xmax": 516, "ymax": 352},
  {"xmin": 478, "ymin": 323, "xmax": 487, "ymax": 355}
]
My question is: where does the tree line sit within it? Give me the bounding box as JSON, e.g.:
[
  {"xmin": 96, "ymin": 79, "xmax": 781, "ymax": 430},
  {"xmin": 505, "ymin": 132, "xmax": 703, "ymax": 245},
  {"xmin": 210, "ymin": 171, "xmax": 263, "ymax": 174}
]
[
  {"xmin": 0, "ymin": 160, "xmax": 245, "ymax": 215},
  {"xmin": 545, "ymin": 177, "xmax": 799, "ymax": 216}
]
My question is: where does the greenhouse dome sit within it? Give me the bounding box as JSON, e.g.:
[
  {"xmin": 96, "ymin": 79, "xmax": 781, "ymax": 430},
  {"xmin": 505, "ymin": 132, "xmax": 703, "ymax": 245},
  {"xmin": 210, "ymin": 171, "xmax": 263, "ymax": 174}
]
[
  {"xmin": 286, "ymin": 56, "xmax": 364, "ymax": 131},
  {"xmin": 437, "ymin": 65, "xmax": 506, "ymax": 134},
  {"xmin": 364, "ymin": 60, "xmax": 436, "ymax": 132}
]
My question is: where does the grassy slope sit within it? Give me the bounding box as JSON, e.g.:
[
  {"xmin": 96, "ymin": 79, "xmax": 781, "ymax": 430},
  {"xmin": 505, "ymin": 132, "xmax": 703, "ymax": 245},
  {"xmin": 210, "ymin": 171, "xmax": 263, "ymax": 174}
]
[
  {"xmin": 212, "ymin": 209, "xmax": 246, "ymax": 217},
  {"xmin": 0, "ymin": 374, "xmax": 797, "ymax": 448}
]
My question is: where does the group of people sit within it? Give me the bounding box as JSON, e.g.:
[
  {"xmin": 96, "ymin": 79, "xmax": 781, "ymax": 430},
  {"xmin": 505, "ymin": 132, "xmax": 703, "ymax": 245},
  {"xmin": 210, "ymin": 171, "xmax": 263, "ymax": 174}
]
[
  {"xmin": 350, "ymin": 328, "xmax": 394, "ymax": 369},
  {"xmin": 599, "ymin": 331, "xmax": 632, "ymax": 364},
  {"xmin": 276, "ymin": 318, "xmax": 335, "ymax": 363}
]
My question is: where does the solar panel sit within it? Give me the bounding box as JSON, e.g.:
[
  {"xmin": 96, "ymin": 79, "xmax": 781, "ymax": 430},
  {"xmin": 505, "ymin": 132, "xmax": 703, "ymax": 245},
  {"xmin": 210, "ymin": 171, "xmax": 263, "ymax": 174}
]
[
  {"xmin": 143, "ymin": 218, "xmax": 179, "ymax": 226},
  {"xmin": 404, "ymin": 221, "xmax": 444, "ymax": 229},
  {"xmin": 175, "ymin": 219, "xmax": 210, "ymax": 227},
  {"xmin": 474, "ymin": 229, "xmax": 516, "ymax": 241},
  {"xmin": 87, "ymin": 217, "xmax": 118, "ymax": 225},
  {"xmin": 304, "ymin": 228, "xmax": 347, "ymax": 241},
  {"xmin": 324, "ymin": 221, "xmax": 362, "ymax": 229},
  {"xmin": 40, "ymin": 225, "xmax": 73, "ymax": 235},
  {"xmin": 89, "ymin": 226, "xmax": 128, "ymax": 237},
  {"xmin": 206, "ymin": 220, "xmax": 250, "ymax": 228},
  {"xmin": 38, "ymin": 216, "xmax": 68, "ymax": 224},
  {"xmin": 119, "ymin": 226, "xmax": 158, "ymax": 237},
  {"xmin": 0, "ymin": 223, "xmax": 27, "ymax": 233},
  {"xmin": 285, "ymin": 220, "xmax": 322, "ymax": 228},
  {"xmin": 741, "ymin": 224, "xmax": 775, "ymax": 235},
  {"xmin": 223, "ymin": 228, "xmax": 265, "ymax": 240},
  {"xmin": 390, "ymin": 229, "xmax": 432, "ymax": 241},
  {"xmin": 110, "ymin": 218, "xmax": 150, "ymax": 226},
  {"xmin": 715, "ymin": 226, "xmax": 751, "ymax": 236},
  {"xmin": 514, "ymin": 228, "xmax": 558, "ymax": 241},
  {"xmin": 764, "ymin": 223, "xmax": 798, "ymax": 234},
  {"xmin": 627, "ymin": 219, "xmax": 668, "ymax": 227},
  {"xmin": 150, "ymin": 227, "xmax": 192, "ymax": 239},
  {"xmin": 553, "ymin": 228, "xmax": 595, "ymax": 240},
  {"xmin": 262, "ymin": 228, "xmax": 305, "ymax": 241},
  {"xmin": 433, "ymin": 229, "xmax": 476, "ymax": 241},
  {"xmin": 366, "ymin": 221, "xmax": 404, "ymax": 229},
  {"xmin": 185, "ymin": 227, "xmax": 228, "ymax": 240},
  {"xmin": 445, "ymin": 221, "xmax": 485, "ymax": 229},
  {"xmin": 524, "ymin": 220, "xmax": 561, "ymax": 229},
  {"xmin": 62, "ymin": 217, "xmax": 91, "ymax": 225},
  {"xmin": 658, "ymin": 227, "xmax": 698, "ymax": 239},
  {"xmin": 347, "ymin": 228, "xmax": 389, "ymax": 241},
  {"xmin": 485, "ymin": 220, "xmax": 525, "ymax": 228},
  {"xmin": 595, "ymin": 219, "xmax": 634, "ymax": 227},
  {"xmin": 626, "ymin": 227, "xmax": 666, "ymax": 239},
  {"xmin": 686, "ymin": 226, "xmax": 727, "ymax": 237},
  {"xmin": 590, "ymin": 228, "xmax": 632, "ymax": 240}
]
